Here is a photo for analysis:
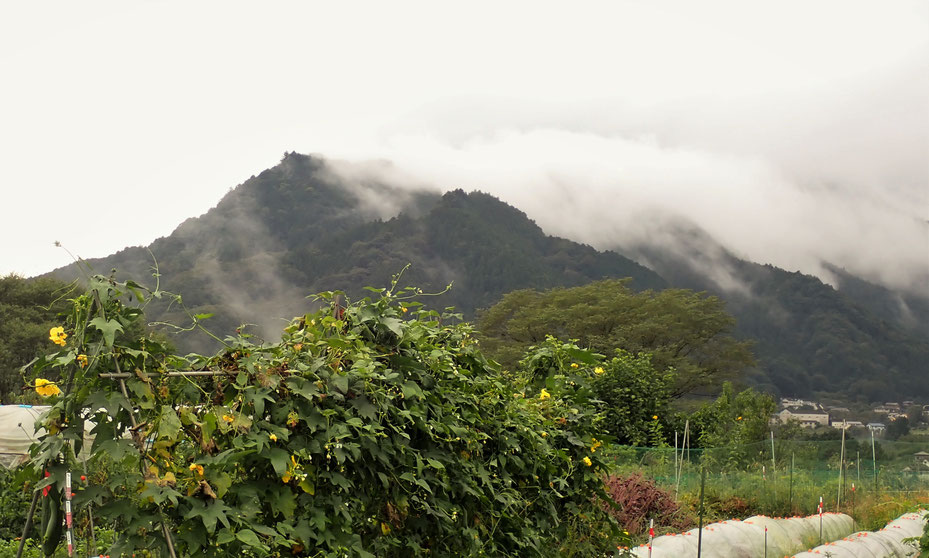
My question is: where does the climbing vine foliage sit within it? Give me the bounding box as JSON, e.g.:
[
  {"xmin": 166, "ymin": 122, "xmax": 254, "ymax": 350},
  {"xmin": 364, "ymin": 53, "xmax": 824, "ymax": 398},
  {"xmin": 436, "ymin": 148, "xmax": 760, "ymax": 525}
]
[{"xmin": 26, "ymin": 273, "xmax": 622, "ymax": 557}]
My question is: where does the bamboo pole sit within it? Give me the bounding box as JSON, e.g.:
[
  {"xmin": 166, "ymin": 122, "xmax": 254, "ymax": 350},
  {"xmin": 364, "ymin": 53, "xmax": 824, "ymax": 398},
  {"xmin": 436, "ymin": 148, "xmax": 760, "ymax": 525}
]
[
  {"xmin": 14, "ymin": 492, "xmax": 40, "ymax": 558},
  {"xmin": 92, "ymin": 290, "xmax": 178, "ymax": 558},
  {"xmin": 675, "ymin": 420, "xmax": 689, "ymax": 496},
  {"xmin": 98, "ymin": 370, "xmax": 234, "ymax": 378},
  {"xmin": 81, "ymin": 460, "xmax": 97, "ymax": 556},
  {"xmin": 857, "ymin": 450, "xmax": 860, "ymax": 485}
]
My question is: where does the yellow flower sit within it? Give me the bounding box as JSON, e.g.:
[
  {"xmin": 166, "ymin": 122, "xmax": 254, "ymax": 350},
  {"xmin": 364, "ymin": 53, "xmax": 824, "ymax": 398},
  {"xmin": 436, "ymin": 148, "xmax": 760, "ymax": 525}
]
[
  {"xmin": 189, "ymin": 463, "xmax": 204, "ymax": 476},
  {"xmin": 291, "ymin": 455, "xmax": 298, "ymax": 467},
  {"xmin": 539, "ymin": 389, "xmax": 551, "ymax": 400},
  {"xmin": 222, "ymin": 414, "xmax": 234, "ymax": 423},
  {"xmin": 76, "ymin": 354, "xmax": 88, "ymax": 368},
  {"xmin": 737, "ymin": 416, "xmax": 743, "ymax": 421},
  {"xmin": 49, "ymin": 326, "xmax": 67, "ymax": 346},
  {"xmin": 570, "ymin": 363, "xmax": 579, "ymax": 369},
  {"xmin": 34, "ymin": 378, "xmax": 61, "ymax": 397},
  {"xmin": 583, "ymin": 456, "xmax": 593, "ymax": 467},
  {"xmin": 540, "ymin": 431, "xmax": 548, "ymax": 437},
  {"xmin": 594, "ymin": 366, "xmax": 604, "ymax": 375},
  {"xmin": 269, "ymin": 433, "xmax": 278, "ymax": 442},
  {"xmin": 652, "ymin": 415, "xmax": 658, "ymax": 420},
  {"xmin": 281, "ymin": 471, "xmax": 292, "ymax": 483},
  {"xmin": 401, "ymin": 307, "xmax": 408, "ymax": 313},
  {"xmin": 381, "ymin": 522, "xmax": 391, "ymax": 535},
  {"xmin": 590, "ymin": 438, "xmax": 603, "ymax": 453}
]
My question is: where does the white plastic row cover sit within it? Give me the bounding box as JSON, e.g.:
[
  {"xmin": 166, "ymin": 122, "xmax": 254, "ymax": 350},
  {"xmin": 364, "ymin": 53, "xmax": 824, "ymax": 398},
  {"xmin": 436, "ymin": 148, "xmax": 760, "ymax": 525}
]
[
  {"xmin": 792, "ymin": 510, "xmax": 926, "ymax": 558},
  {"xmin": 631, "ymin": 513, "xmax": 854, "ymax": 558}
]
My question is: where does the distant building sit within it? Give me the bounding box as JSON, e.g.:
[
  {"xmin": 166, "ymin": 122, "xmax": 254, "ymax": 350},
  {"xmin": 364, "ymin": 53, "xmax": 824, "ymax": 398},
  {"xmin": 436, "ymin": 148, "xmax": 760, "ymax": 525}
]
[
  {"xmin": 777, "ymin": 408, "xmax": 829, "ymax": 428},
  {"xmin": 781, "ymin": 398, "xmax": 823, "ymax": 410},
  {"xmin": 867, "ymin": 422, "xmax": 886, "ymax": 433},
  {"xmin": 914, "ymin": 451, "xmax": 929, "ymax": 465},
  {"xmin": 831, "ymin": 420, "xmax": 864, "ymax": 429}
]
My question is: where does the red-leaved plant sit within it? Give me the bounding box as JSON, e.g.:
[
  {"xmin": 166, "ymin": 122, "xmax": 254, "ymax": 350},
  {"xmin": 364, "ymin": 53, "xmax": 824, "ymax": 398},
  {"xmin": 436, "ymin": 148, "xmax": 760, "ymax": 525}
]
[{"xmin": 599, "ymin": 473, "xmax": 693, "ymax": 535}]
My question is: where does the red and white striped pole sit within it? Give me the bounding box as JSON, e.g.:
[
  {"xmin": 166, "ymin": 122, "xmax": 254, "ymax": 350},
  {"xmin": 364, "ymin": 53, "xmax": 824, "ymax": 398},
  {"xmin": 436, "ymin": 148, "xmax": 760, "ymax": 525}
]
[
  {"xmin": 647, "ymin": 518, "xmax": 654, "ymax": 558},
  {"xmin": 64, "ymin": 471, "xmax": 74, "ymax": 557},
  {"xmin": 818, "ymin": 496, "xmax": 823, "ymax": 544}
]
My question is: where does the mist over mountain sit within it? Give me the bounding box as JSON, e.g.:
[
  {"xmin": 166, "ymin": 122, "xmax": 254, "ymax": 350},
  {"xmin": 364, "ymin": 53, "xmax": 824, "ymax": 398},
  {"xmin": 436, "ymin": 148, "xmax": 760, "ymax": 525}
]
[
  {"xmin": 52, "ymin": 153, "xmax": 663, "ymax": 351},
  {"xmin": 49, "ymin": 153, "xmax": 929, "ymax": 403},
  {"xmin": 623, "ymin": 222, "xmax": 929, "ymax": 401}
]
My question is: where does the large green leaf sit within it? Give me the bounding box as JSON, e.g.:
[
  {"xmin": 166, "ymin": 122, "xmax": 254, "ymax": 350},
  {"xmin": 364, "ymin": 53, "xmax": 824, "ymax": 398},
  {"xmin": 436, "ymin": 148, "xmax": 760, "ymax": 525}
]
[
  {"xmin": 267, "ymin": 447, "xmax": 290, "ymax": 476},
  {"xmin": 158, "ymin": 406, "xmax": 182, "ymax": 441},
  {"xmin": 89, "ymin": 316, "xmax": 124, "ymax": 348},
  {"xmin": 236, "ymin": 528, "xmax": 265, "ymax": 549},
  {"xmin": 185, "ymin": 500, "xmax": 231, "ymax": 535}
]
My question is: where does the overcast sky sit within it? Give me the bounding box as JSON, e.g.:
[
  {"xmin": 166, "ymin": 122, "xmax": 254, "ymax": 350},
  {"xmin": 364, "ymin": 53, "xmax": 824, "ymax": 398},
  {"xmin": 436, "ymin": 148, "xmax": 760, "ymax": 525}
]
[{"xmin": 2, "ymin": 1, "xmax": 927, "ymax": 291}]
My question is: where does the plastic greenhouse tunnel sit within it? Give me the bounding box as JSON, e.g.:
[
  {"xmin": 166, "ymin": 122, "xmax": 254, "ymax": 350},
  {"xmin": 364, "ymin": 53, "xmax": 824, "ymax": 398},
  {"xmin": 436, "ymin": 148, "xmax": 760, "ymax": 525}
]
[
  {"xmin": 792, "ymin": 510, "xmax": 926, "ymax": 558},
  {"xmin": 631, "ymin": 513, "xmax": 855, "ymax": 557},
  {"xmin": 631, "ymin": 511, "xmax": 927, "ymax": 557}
]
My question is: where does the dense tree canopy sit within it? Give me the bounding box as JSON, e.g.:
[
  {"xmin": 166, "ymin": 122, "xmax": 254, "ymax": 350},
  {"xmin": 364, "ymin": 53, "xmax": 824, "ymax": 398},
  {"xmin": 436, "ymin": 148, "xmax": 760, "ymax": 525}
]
[
  {"xmin": 689, "ymin": 382, "xmax": 777, "ymax": 464},
  {"xmin": 477, "ymin": 280, "xmax": 755, "ymax": 397},
  {"xmin": 0, "ymin": 274, "xmax": 76, "ymax": 402}
]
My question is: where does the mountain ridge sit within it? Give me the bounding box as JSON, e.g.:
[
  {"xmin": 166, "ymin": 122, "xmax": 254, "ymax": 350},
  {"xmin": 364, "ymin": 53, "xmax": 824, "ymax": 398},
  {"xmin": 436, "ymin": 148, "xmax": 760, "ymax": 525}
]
[{"xmin": 46, "ymin": 153, "xmax": 929, "ymax": 402}]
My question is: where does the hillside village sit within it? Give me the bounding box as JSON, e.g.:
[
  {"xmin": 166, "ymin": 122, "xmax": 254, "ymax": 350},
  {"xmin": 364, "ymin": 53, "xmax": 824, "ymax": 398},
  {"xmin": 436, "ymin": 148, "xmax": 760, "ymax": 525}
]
[{"xmin": 773, "ymin": 398, "xmax": 929, "ymax": 436}]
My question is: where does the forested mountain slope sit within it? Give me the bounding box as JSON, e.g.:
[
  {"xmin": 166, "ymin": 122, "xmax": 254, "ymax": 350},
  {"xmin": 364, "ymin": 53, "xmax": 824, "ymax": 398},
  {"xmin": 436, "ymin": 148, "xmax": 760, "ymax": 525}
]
[
  {"xmin": 45, "ymin": 153, "xmax": 928, "ymax": 402},
  {"xmin": 626, "ymin": 225, "xmax": 929, "ymax": 402},
  {"xmin": 49, "ymin": 153, "xmax": 664, "ymax": 352}
]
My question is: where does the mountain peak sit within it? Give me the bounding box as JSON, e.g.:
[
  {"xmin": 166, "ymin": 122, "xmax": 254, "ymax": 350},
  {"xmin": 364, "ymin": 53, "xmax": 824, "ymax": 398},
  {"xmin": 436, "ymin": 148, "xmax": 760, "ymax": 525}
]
[{"xmin": 44, "ymin": 154, "xmax": 928, "ymax": 403}]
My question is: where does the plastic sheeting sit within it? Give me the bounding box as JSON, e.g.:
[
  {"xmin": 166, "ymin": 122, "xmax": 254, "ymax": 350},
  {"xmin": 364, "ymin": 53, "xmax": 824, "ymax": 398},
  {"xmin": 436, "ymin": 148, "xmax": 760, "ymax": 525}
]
[
  {"xmin": 0, "ymin": 405, "xmax": 49, "ymax": 468},
  {"xmin": 791, "ymin": 510, "xmax": 926, "ymax": 558},
  {"xmin": 0, "ymin": 405, "xmax": 94, "ymax": 468},
  {"xmin": 631, "ymin": 512, "xmax": 855, "ymax": 558}
]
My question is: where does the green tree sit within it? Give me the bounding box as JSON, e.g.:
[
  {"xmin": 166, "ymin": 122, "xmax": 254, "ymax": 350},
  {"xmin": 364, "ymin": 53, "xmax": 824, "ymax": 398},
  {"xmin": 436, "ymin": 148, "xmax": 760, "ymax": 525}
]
[
  {"xmin": 0, "ymin": 274, "xmax": 76, "ymax": 402},
  {"xmin": 885, "ymin": 416, "xmax": 910, "ymax": 441},
  {"xmin": 591, "ymin": 350, "xmax": 674, "ymax": 446},
  {"xmin": 690, "ymin": 382, "xmax": 776, "ymax": 467},
  {"xmin": 478, "ymin": 279, "xmax": 755, "ymax": 397},
  {"xmin": 515, "ymin": 336, "xmax": 674, "ymax": 446}
]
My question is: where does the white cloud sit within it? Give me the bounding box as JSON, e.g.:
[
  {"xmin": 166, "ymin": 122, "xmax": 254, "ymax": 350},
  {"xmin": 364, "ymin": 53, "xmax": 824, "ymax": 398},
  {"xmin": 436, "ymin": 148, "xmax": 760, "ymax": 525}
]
[{"xmin": 0, "ymin": 0, "xmax": 925, "ymax": 291}]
